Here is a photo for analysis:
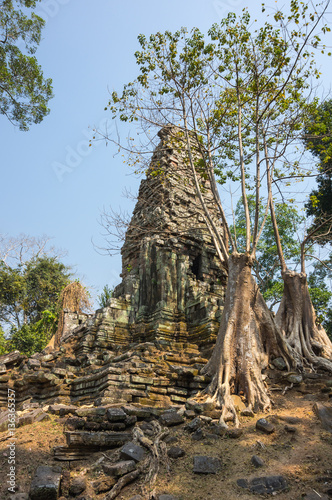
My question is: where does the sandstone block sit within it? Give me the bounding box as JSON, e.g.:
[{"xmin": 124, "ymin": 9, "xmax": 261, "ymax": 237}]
[
  {"xmin": 29, "ymin": 465, "xmax": 62, "ymax": 500},
  {"xmin": 193, "ymin": 456, "xmax": 222, "ymax": 474},
  {"xmin": 107, "ymin": 407, "xmax": 127, "ymax": 422},
  {"xmin": 120, "ymin": 442, "xmax": 145, "ymax": 462},
  {"xmin": 159, "ymin": 411, "xmax": 184, "ymax": 427}
]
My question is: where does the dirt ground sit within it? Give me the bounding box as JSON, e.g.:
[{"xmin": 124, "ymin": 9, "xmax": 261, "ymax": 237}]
[{"xmin": 0, "ymin": 388, "xmax": 332, "ymax": 500}]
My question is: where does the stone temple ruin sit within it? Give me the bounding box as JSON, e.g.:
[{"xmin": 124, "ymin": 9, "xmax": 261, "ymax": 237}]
[
  {"xmin": 2, "ymin": 128, "xmax": 332, "ymax": 499},
  {"xmin": 0, "ymin": 125, "xmax": 228, "ymax": 412},
  {"xmin": 69, "ymin": 125, "xmax": 228, "ymax": 355}
]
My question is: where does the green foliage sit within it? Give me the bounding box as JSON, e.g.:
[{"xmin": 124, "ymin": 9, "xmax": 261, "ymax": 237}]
[
  {"xmin": 233, "ymin": 196, "xmax": 332, "ymax": 326},
  {"xmin": 0, "ymin": 253, "xmax": 71, "ymax": 356},
  {"xmin": 0, "ymin": 262, "xmax": 26, "ymax": 328},
  {"xmin": 106, "ymin": 1, "xmax": 329, "ymax": 258},
  {"xmin": 105, "ymin": 2, "xmax": 331, "ymax": 328},
  {"xmin": 304, "ymin": 99, "xmax": 332, "ymax": 244},
  {"xmin": 0, "ymin": 326, "xmax": 9, "ymax": 355},
  {"xmin": 0, "ymin": 256, "xmax": 70, "ymax": 329},
  {"xmin": 24, "ymin": 256, "xmax": 70, "ymax": 322},
  {"xmin": 8, "ymin": 309, "xmax": 57, "ymax": 356},
  {"xmin": 232, "ymin": 196, "xmax": 303, "ymax": 306},
  {"xmin": 307, "ymin": 256, "xmax": 332, "ymax": 337},
  {"xmin": 0, "ymin": 0, "xmax": 53, "ymax": 130},
  {"xmin": 97, "ymin": 284, "xmax": 114, "ymax": 309}
]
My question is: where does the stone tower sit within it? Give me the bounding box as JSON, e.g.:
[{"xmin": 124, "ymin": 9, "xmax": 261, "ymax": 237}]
[{"xmin": 73, "ymin": 126, "xmax": 228, "ymax": 354}]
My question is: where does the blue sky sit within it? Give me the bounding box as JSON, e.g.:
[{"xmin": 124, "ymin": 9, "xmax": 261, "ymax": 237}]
[{"xmin": 1, "ymin": 0, "xmax": 332, "ymax": 306}]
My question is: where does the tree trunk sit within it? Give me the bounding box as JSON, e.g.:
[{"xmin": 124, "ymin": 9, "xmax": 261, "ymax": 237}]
[
  {"xmin": 276, "ymin": 269, "xmax": 332, "ymax": 372},
  {"xmin": 201, "ymin": 253, "xmax": 296, "ymax": 426}
]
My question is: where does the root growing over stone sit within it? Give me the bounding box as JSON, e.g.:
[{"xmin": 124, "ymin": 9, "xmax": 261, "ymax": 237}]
[
  {"xmin": 200, "ymin": 253, "xmax": 298, "ymax": 427},
  {"xmin": 103, "ymin": 469, "xmax": 141, "ymax": 500},
  {"xmin": 134, "ymin": 421, "xmax": 170, "ymax": 499},
  {"xmin": 276, "ymin": 269, "xmax": 332, "ymax": 372}
]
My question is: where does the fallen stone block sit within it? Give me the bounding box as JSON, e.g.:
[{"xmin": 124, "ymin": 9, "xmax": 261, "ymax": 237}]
[
  {"xmin": 159, "ymin": 411, "xmax": 184, "ymax": 427},
  {"xmin": 54, "ymin": 445, "xmax": 101, "ymax": 461},
  {"xmin": 65, "ymin": 430, "xmax": 131, "ymax": 448},
  {"xmin": 185, "ymin": 417, "xmax": 202, "ymax": 433},
  {"xmin": 21, "ymin": 402, "xmax": 40, "ymax": 411},
  {"xmin": 167, "ymin": 446, "xmax": 185, "ymax": 459},
  {"xmin": 65, "ymin": 417, "xmax": 85, "ymax": 430},
  {"xmin": 125, "ymin": 414, "xmax": 137, "ymax": 427},
  {"xmin": 29, "ymin": 465, "xmax": 62, "ymax": 500},
  {"xmin": 278, "ymin": 415, "xmax": 301, "ymax": 424},
  {"xmin": 53, "ymin": 368, "xmax": 67, "ymax": 377},
  {"xmin": 226, "ymin": 428, "xmax": 243, "ymax": 439},
  {"xmin": 193, "ymin": 456, "xmax": 222, "ymax": 474},
  {"xmin": 69, "ymin": 476, "xmax": 86, "ymax": 496},
  {"xmin": 0, "ymin": 351, "xmax": 25, "ymax": 367},
  {"xmin": 120, "ymin": 441, "xmax": 145, "ymax": 463},
  {"xmin": 76, "ymin": 406, "xmax": 106, "ymax": 418},
  {"xmin": 256, "ymin": 418, "xmax": 275, "ymax": 434},
  {"xmin": 237, "ymin": 475, "xmax": 288, "ymax": 495},
  {"xmin": 100, "ymin": 422, "xmax": 126, "ymax": 431},
  {"xmin": 284, "ymin": 424, "xmax": 297, "ymax": 433},
  {"xmin": 191, "ymin": 428, "xmax": 204, "ymax": 441},
  {"xmin": 286, "ymin": 373, "xmax": 303, "ymax": 384},
  {"xmin": 122, "ymin": 405, "xmax": 153, "ymax": 420},
  {"xmin": 251, "ymin": 455, "xmax": 264, "ymax": 468},
  {"xmin": 272, "ymin": 357, "xmax": 287, "ymax": 370},
  {"xmin": 48, "ymin": 404, "xmax": 77, "ymax": 416},
  {"xmin": 18, "ymin": 408, "xmax": 47, "ymax": 428},
  {"xmin": 107, "ymin": 407, "xmax": 127, "ymax": 422},
  {"xmin": 131, "ymin": 375, "xmax": 154, "ymax": 385},
  {"xmin": 85, "ymin": 421, "xmax": 101, "ymax": 431},
  {"xmin": 27, "ymin": 359, "xmax": 41, "ymax": 370}
]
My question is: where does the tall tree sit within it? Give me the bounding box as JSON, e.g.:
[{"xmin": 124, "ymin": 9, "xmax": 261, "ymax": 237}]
[
  {"xmin": 103, "ymin": 0, "xmax": 331, "ymax": 424},
  {"xmin": 232, "ymin": 196, "xmax": 303, "ymax": 308},
  {"xmin": 304, "ymin": 99, "xmax": 332, "ymax": 244},
  {"xmin": 0, "ymin": 256, "xmax": 70, "ymax": 329},
  {"xmin": 0, "ymin": 0, "xmax": 53, "ymax": 130},
  {"xmin": 272, "ymin": 99, "xmax": 332, "ymax": 359},
  {"xmin": 308, "ymin": 257, "xmax": 332, "ymax": 338},
  {"xmin": 0, "ymin": 235, "xmax": 71, "ymax": 355},
  {"xmin": 234, "ymin": 196, "xmax": 332, "ymax": 337}
]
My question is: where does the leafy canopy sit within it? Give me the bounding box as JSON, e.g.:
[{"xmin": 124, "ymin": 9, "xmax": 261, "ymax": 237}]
[
  {"xmin": 0, "ymin": 252, "xmax": 71, "ymax": 356},
  {"xmin": 0, "ymin": 0, "xmax": 53, "ymax": 130},
  {"xmin": 232, "ymin": 196, "xmax": 303, "ymax": 304},
  {"xmin": 304, "ymin": 99, "xmax": 332, "ymax": 244},
  {"xmin": 106, "ymin": 0, "xmax": 330, "ymax": 264},
  {"xmin": 0, "ymin": 255, "xmax": 70, "ymax": 330},
  {"xmin": 9, "ymin": 309, "xmax": 57, "ymax": 356}
]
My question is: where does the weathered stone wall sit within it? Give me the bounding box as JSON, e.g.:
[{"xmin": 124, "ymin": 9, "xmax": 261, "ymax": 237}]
[
  {"xmin": 73, "ymin": 125, "xmax": 228, "ymax": 354},
  {"xmin": 0, "ymin": 126, "xmax": 229, "ymax": 409}
]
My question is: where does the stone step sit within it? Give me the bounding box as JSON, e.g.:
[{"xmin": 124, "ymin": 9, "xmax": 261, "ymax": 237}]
[{"xmin": 65, "ymin": 430, "xmax": 132, "ymax": 448}]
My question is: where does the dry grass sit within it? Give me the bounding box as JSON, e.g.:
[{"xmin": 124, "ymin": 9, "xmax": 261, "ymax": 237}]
[{"xmin": 0, "ymin": 389, "xmax": 331, "ymax": 499}]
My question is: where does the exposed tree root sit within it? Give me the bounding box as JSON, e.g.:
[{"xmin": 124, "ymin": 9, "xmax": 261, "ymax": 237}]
[
  {"xmin": 200, "ymin": 253, "xmax": 299, "ymax": 426},
  {"xmin": 133, "ymin": 421, "xmax": 170, "ymax": 499},
  {"xmin": 103, "ymin": 469, "xmax": 141, "ymax": 500},
  {"xmin": 276, "ymin": 269, "xmax": 332, "ymax": 372}
]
